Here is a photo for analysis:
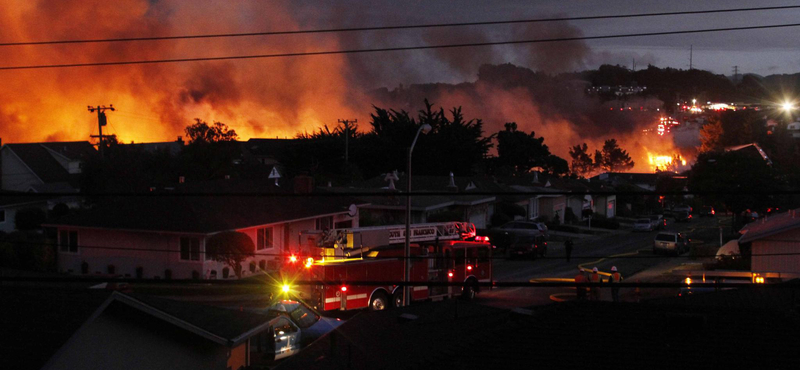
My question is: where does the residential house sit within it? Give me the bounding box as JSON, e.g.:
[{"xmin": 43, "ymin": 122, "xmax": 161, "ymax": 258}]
[
  {"xmin": 349, "ymin": 172, "xmax": 497, "ymax": 229},
  {"xmin": 0, "ymin": 192, "xmax": 49, "ymax": 233},
  {"xmin": 788, "ymin": 120, "xmax": 800, "ymax": 139},
  {"xmin": 739, "ymin": 208, "xmax": 800, "ymax": 276},
  {"xmin": 46, "ymin": 188, "xmax": 362, "ymax": 279},
  {"xmin": 42, "ymin": 292, "xmax": 274, "ymax": 370},
  {"xmin": 127, "ymin": 136, "xmax": 185, "ymax": 156},
  {"xmin": 725, "ymin": 142, "xmax": 773, "ymax": 165},
  {"xmin": 0, "ymin": 141, "xmax": 95, "ymax": 193}
]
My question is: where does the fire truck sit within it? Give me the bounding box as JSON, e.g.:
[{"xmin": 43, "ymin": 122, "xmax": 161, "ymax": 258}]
[{"xmin": 279, "ymin": 222, "xmax": 493, "ymax": 312}]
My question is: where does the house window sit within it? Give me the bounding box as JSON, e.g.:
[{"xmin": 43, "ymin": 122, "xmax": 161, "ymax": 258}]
[
  {"xmin": 334, "ymin": 220, "xmax": 352, "ymax": 229},
  {"xmin": 257, "ymin": 227, "xmax": 273, "ymax": 250},
  {"xmin": 316, "ymin": 216, "xmax": 333, "ymax": 230},
  {"xmin": 180, "ymin": 237, "xmax": 200, "ymax": 261},
  {"xmin": 59, "ymin": 230, "xmax": 78, "ymax": 253}
]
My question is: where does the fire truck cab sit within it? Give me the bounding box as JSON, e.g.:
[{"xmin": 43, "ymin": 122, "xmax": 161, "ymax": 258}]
[{"xmin": 281, "ymin": 222, "xmax": 493, "ymax": 312}]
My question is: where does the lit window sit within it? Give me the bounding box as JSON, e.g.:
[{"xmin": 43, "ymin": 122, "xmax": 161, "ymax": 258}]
[
  {"xmin": 180, "ymin": 237, "xmax": 200, "ymax": 261},
  {"xmin": 257, "ymin": 227, "xmax": 273, "ymax": 250}
]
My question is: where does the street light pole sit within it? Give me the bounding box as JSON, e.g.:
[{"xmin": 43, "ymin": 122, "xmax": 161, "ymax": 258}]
[{"xmin": 404, "ymin": 124, "xmax": 432, "ymax": 306}]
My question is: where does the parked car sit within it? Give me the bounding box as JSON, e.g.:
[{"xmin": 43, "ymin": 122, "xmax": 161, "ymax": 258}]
[
  {"xmin": 672, "ymin": 204, "xmax": 692, "ymax": 213},
  {"xmin": 258, "ymin": 298, "xmax": 344, "ymax": 361},
  {"xmin": 673, "ymin": 210, "xmax": 692, "ymax": 223},
  {"xmin": 495, "ymin": 221, "xmax": 549, "ymax": 238},
  {"xmin": 653, "ymin": 232, "xmax": 690, "ymax": 255},
  {"xmin": 648, "ymin": 214, "xmax": 666, "ymax": 230},
  {"xmin": 633, "ymin": 218, "xmax": 654, "ymax": 232},
  {"xmin": 699, "ymin": 206, "xmax": 715, "ymax": 217},
  {"xmin": 506, "ymin": 234, "xmax": 548, "ymax": 259}
]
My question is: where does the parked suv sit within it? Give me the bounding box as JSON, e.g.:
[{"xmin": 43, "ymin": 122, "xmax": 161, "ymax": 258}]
[
  {"xmin": 653, "ymin": 232, "xmax": 690, "ymax": 255},
  {"xmin": 506, "ymin": 234, "xmax": 548, "ymax": 259},
  {"xmin": 496, "ymin": 221, "xmax": 549, "ymax": 238},
  {"xmin": 673, "ymin": 210, "xmax": 692, "ymax": 223},
  {"xmin": 633, "ymin": 218, "xmax": 654, "ymax": 232},
  {"xmin": 648, "ymin": 214, "xmax": 666, "ymax": 230}
]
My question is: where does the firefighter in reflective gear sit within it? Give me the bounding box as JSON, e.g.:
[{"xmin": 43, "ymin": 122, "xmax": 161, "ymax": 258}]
[
  {"xmin": 608, "ymin": 266, "xmax": 623, "ymax": 302},
  {"xmin": 589, "ymin": 267, "xmax": 602, "ymax": 301},
  {"xmin": 574, "ymin": 268, "xmax": 588, "ymax": 301}
]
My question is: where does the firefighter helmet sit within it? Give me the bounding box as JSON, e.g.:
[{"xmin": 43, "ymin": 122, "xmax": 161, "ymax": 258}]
[
  {"xmin": 592, "ymin": 267, "xmax": 598, "ymax": 273},
  {"xmin": 611, "ymin": 266, "xmax": 618, "ymax": 272}
]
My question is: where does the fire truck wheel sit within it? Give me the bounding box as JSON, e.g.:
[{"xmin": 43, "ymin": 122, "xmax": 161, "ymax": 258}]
[
  {"xmin": 392, "ymin": 290, "xmax": 403, "ymax": 308},
  {"xmin": 462, "ymin": 282, "xmax": 477, "ymax": 301},
  {"xmin": 369, "ymin": 292, "xmax": 389, "ymax": 311}
]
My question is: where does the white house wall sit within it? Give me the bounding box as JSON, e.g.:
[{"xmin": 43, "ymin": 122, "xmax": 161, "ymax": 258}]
[
  {"xmin": 57, "ymin": 228, "xmax": 205, "ymax": 279},
  {"xmin": 751, "ymin": 228, "xmax": 800, "ymax": 274}
]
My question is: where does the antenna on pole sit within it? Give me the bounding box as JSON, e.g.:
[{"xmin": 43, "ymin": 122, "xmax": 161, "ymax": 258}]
[
  {"xmin": 88, "ymin": 104, "xmax": 115, "ymax": 159},
  {"xmin": 338, "ymin": 119, "xmax": 357, "ymax": 165}
]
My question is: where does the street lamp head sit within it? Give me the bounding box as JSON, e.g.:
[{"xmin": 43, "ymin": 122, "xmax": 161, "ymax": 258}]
[
  {"xmin": 782, "ymin": 101, "xmax": 795, "ymax": 112},
  {"xmin": 420, "ymin": 124, "xmax": 432, "ymax": 134}
]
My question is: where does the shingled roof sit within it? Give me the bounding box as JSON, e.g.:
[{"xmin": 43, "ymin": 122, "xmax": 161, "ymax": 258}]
[
  {"xmin": 3, "ymin": 142, "xmax": 95, "ymax": 184},
  {"xmin": 740, "ymin": 208, "xmax": 800, "ymax": 243}
]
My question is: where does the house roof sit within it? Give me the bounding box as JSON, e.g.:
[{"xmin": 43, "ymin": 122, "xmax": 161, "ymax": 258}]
[
  {"xmin": 47, "ymin": 194, "xmax": 361, "ymax": 233},
  {"xmin": 2, "ymin": 142, "xmax": 94, "ymax": 184},
  {"xmin": 244, "ymin": 138, "xmax": 300, "ymax": 158},
  {"xmin": 109, "ymin": 293, "xmax": 271, "ymax": 345},
  {"xmin": 276, "ymin": 300, "xmax": 509, "ymax": 369},
  {"xmin": 0, "ymin": 191, "xmax": 49, "ymax": 207},
  {"xmin": 725, "ymin": 142, "xmax": 772, "ymax": 164},
  {"xmin": 739, "ymin": 208, "xmax": 800, "ymax": 243},
  {"xmin": 279, "ymin": 298, "xmax": 800, "ymax": 369},
  {"xmin": 0, "ymin": 287, "xmax": 112, "ymax": 370}
]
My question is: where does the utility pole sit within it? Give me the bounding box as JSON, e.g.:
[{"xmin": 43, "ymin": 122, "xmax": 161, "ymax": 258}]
[
  {"xmin": 338, "ymin": 119, "xmax": 357, "ymax": 165},
  {"xmin": 689, "ymin": 45, "xmax": 693, "ymax": 70},
  {"xmin": 732, "ymin": 66, "xmax": 739, "ymax": 84},
  {"xmin": 88, "ymin": 104, "xmax": 115, "ymax": 159}
]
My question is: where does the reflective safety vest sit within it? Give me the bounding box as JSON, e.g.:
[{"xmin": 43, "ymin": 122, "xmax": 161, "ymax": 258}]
[
  {"xmin": 575, "ymin": 274, "xmax": 587, "ymax": 283},
  {"xmin": 590, "ymin": 273, "xmax": 602, "ymax": 283},
  {"xmin": 609, "ymin": 272, "xmax": 622, "ymax": 283}
]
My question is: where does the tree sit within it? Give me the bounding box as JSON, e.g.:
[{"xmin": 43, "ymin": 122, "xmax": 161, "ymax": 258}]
[
  {"xmin": 688, "ymin": 151, "xmax": 784, "ymax": 231},
  {"xmin": 699, "ymin": 117, "xmax": 724, "ymax": 153},
  {"xmin": 205, "ymin": 231, "xmax": 255, "ymax": 277},
  {"xmin": 596, "ymin": 139, "xmax": 634, "ymax": 172},
  {"xmin": 495, "ymin": 122, "xmax": 551, "ymax": 175},
  {"xmin": 541, "ymin": 154, "xmax": 569, "ymax": 177},
  {"xmin": 569, "ymin": 143, "xmax": 595, "ymax": 178},
  {"xmin": 185, "ymin": 119, "xmax": 238, "ymax": 144}
]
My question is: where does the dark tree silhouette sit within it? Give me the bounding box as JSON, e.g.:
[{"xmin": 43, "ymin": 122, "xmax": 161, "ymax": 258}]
[
  {"xmin": 569, "ymin": 143, "xmax": 595, "ymax": 178},
  {"xmin": 597, "ymin": 139, "xmax": 634, "ymax": 172},
  {"xmin": 205, "ymin": 231, "xmax": 255, "ymax": 278}
]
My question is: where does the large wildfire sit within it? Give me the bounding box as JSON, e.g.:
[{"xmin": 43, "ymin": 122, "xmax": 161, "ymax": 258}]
[{"xmin": 0, "ymin": 1, "xmax": 686, "ymax": 172}]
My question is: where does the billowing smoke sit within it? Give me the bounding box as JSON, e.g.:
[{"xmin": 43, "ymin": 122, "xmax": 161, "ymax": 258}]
[{"xmin": 0, "ymin": 2, "xmax": 672, "ymax": 172}]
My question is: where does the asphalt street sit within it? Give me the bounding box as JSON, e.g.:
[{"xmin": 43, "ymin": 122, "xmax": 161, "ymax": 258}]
[{"xmin": 475, "ymin": 215, "xmax": 727, "ymax": 308}]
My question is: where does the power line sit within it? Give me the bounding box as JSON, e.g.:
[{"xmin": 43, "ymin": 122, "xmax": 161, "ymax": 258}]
[
  {"xmin": 0, "ymin": 276, "xmax": 791, "ymax": 289},
  {"xmin": 2, "ymin": 22, "xmax": 800, "ymax": 71},
  {"xmin": 2, "ymin": 189, "xmax": 800, "ymax": 197},
  {"xmin": 2, "ymin": 5, "xmax": 798, "ymax": 47},
  {"xmin": 5, "ymin": 238, "xmax": 800, "ymax": 260}
]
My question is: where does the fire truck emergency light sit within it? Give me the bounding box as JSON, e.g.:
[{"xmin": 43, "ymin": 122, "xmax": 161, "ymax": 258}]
[
  {"xmin": 448, "ymin": 271, "xmax": 454, "ymax": 278},
  {"xmin": 341, "ymin": 286, "xmax": 348, "ymax": 292},
  {"xmin": 289, "ymin": 255, "xmax": 298, "ymax": 263}
]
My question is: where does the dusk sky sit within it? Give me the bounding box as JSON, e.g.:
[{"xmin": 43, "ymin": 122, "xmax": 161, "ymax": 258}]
[{"xmin": 1, "ymin": 0, "xmax": 799, "ymax": 147}]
